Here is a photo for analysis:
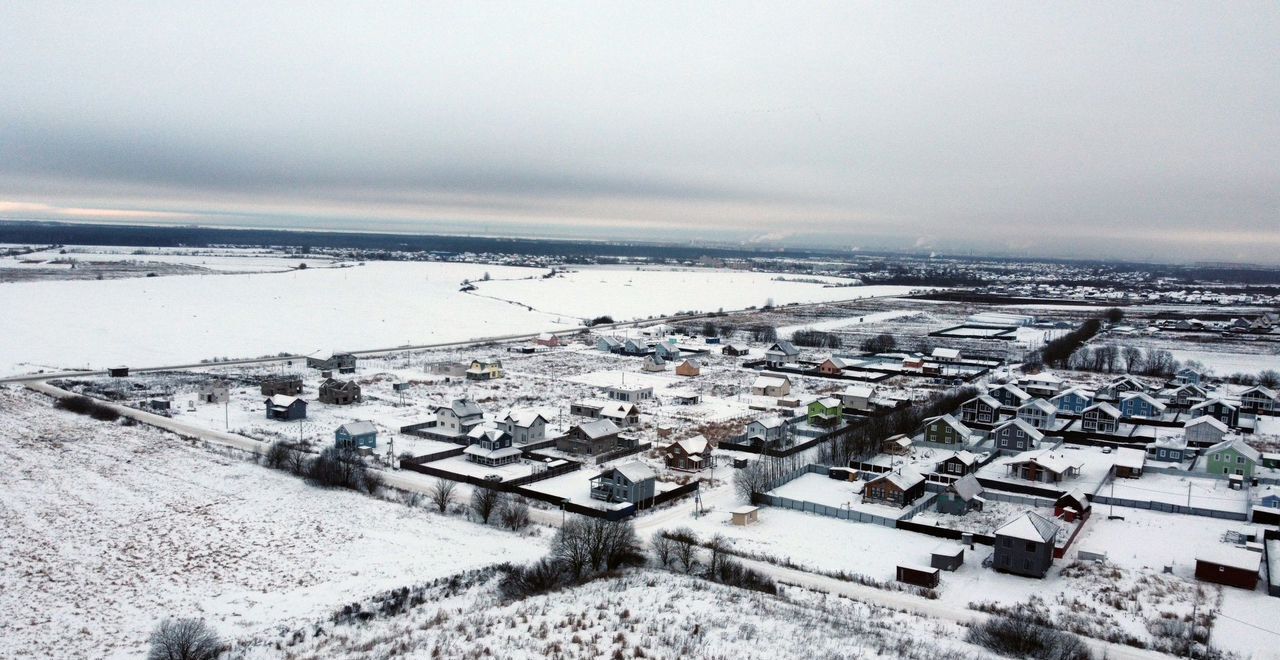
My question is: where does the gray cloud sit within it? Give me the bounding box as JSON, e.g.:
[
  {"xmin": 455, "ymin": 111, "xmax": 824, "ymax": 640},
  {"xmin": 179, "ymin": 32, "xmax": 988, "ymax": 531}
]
[{"xmin": 1, "ymin": 2, "xmax": 1278, "ymax": 262}]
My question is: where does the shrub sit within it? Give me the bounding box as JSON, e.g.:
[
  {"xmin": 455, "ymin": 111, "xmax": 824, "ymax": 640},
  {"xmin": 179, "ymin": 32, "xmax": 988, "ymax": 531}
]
[
  {"xmin": 860, "ymin": 333, "xmax": 896, "ymax": 353},
  {"xmin": 428, "ymin": 479, "xmax": 457, "ymax": 513},
  {"xmin": 499, "ymin": 497, "xmax": 532, "ymax": 530},
  {"xmin": 264, "ymin": 441, "xmax": 292, "ymax": 470},
  {"xmin": 499, "ymin": 559, "xmax": 568, "ymax": 600},
  {"xmin": 967, "ymin": 615, "xmax": 1091, "ymax": 660},
  {"xmin": 470, "ymin": 487, "xmax": 501, "ymax": 524},
  {"xmin": 147, "ymin": 618, "xmax": 223, "ymax": 660},
  {"xmin": 54, "ymin": 395, "xmax": 120, "ymax": 422}
]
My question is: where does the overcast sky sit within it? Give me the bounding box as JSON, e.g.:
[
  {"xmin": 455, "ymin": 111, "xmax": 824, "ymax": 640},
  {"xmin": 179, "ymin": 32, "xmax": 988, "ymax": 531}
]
[{"xmin": 2, "ymin": 2, "xmax": 1277, "ymax": 262}]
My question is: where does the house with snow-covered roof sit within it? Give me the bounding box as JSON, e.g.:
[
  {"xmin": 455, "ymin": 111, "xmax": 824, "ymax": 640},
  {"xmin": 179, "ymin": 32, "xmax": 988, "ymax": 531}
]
[
  {"xmin": 1205, "ymin": 437, "xmax": 1261, "ymax": 478},
  {"xmin": 751, "ymin": 375, "xmax": 791, "ymax": 397},
  {"xmin": 745, "ymin": 416, "xmax": 788, "ymax": 448},
  {"xmin": 839, "ymin": 384, "xmax": 876, "ymax": 412},
  {"xmin": 862, "ymin": 467, "xmax": 927, "ymax": 507},
  {"xmin": 993, "ymin": 511, "xmax": 1060, "ymax": 578},
  {"xmin": 1050, "ymin": 387, "xmax": 1094, "ymax": 414},
  {"xmin": 335, "ymin": 421, "xmax": 377, "ymax": 450},
  {"xmin": 499, "ymin": 409, "xmax": 549, "ymax": 445},
  {"xmin": 1081, "ymin": 402, "xmax": 1121, "ymax": 434},
  {"xmin": 264, "ymin": 394, "xmax": 307, "ymax": 421},
  {"xmin": 959, "ymin": 394, "xmax": 1001, "ymax": 425},
  {"xmin": 1016, "ymin": 398, "xmax": 1057, "ymax": 430},
  {"xmin": 1118, "ymin": 391, "xmax": 1167, "ymax": 419},
  {"xmin": 664, "ymin": 434, "xmax": 711, "ymax": 472},
  {"xmin": 1240, "ymin": 385, "xmax": 1279, "ymax": 413},
  {"xmin": 1190, "ymin": 398, "xmax": 1239, "ymax": 428},
  {"xmin": 1004, "ymin": 449, "xmax": 1083, "ymax": 484},
  {"xmin": 1018, "ymin": 372, "xmax": 1063, "ymax": 398},
  {"xmin": 988, "ymin": 383, "xmax": 1031, "ymax": 408},
  {"xmin": 920, "ymin": 414, "xmax": 973, "ymax": 446},
  {"xmin": 936, "ymin": 474, "xmax": 984, "ymax": 514},
  {"xmin": 993, "ymin": 418, "xmax": 1045, "ymax": 452},
  {"xmin": 465, "ymin": 426, "xmax": 522, "ymax": 467},
  {"xmin": 590, "ymin": 461, "xmax": 656, "ymax": 503}
]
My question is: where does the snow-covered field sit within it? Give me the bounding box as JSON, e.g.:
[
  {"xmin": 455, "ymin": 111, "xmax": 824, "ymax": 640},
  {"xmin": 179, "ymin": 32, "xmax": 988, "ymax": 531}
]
[
  {"xmin": 1, "ymin": 245, "xmax": 326, "ymax": 273},
  {"xmin": 0, "ymin": 386, "xmax": 547, "ymax": 659},
  {"xmin": 0, "ymin": 260, "xmax": 916, "ymax": 377}
]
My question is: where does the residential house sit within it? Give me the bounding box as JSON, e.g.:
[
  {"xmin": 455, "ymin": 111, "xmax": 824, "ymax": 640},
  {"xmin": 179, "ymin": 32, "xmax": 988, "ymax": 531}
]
[
  {"xmin": 499, "ymin": 410, "xmax": 549, "ymax": 445},
  {"xmin": 307, "ymin": 351, "xmax": 357, "ymax": 373},
  {"xmin": 1100, "ymin": 376, "xmax": 1153, "ymax": 400},
  {"xmin": 1017, "ymin": 398, "xmax": 1057, "ymax": 430},
  {"xmin": 318, "ymin": 378, "xmax": 361, "ymax": 405},
  {"xmin": 597, "ymin": 336, "xmax": 623, "ymax": 353},
  {"xmin": 1190, "ymin": 399, "xmax": 1239, "ymax": 428},
  {"xmin": 882, "ymin": 434, "xmax": 913, "ymax": 455},
  {"xmin": 936, "ymin": 474, "xmax": 984, "ymax": 515},
  {"xmin": 1081, "ymin": 402, "xmax": 1122, "ymax": 434},
  {"xmin": 1240, "ymin": 386, "xmax": 1279, "ymax": 413},
  {"xmin": 603, "ymin": 385, "xmax": 654, "ymax": 403},
  {"xmin": 807, "ymin": 397, "xmax": 843, "ymax": 428},
  {"xmin": 640, "ymin": 323, "xmax": 674, "ymax": 338},
  {"xmin": 535, "ymin": 332, "xmax": 561, "ymax": 347},
  {"xmin": 642, "ymin": 355, "xmax": 667, "ymax": 372},
  {"xmin": 1204, "ymin": 437, "xmax": 1261, "ymax": 477},
  {"xmin": 722, "ymin": 344, "xmax": 750, "ymax": 357},
  {"xmin": 862, "ymin": 468, "xmax": 927, "ymax": 507},
  {"xmin": 764, "ymin": 341, "xmax": 800, "ymax": 367},
  {"xmin": 839, "ymin": 385, "xmax": 876, "ymax": 412},
  {"xmin": 817, "ymin": 357, "xmax": 849, "ymax": 376},
  {"xmin": 571, "ymin": 399, "xmax": 640, "ymax": 427},
  {"xmin": 434, "ymin": 398, "xmax": 485, "ymax": 437},
  {"xmin": 260, "ymin": 376, "xmax": 303, "ymax": 397},
  {"xmin": 993, "ymin": 511, "xmax": 1060, "ymax": 578},
  {"xmin": 988, "ymin": 383, "xmax": 1032, "ymax": 409},
  {"xmin": 675, "ymin": 359, "xmax": 701, "ymax": 377},
  {"xmin": 464, "ymin": 427, "xmax": 522, "ymax": 466},
  {"xmin": 993, "ymin": 418, "xmax": 1045, "ymax": 452},
  {"xmin": 1184, "ymin": 415, "xmax": 1229, "ymax": 446},
  {"xmin": 746, "ymin": 416, "xmax": 788, "ymax": 448},
  {"xmin": 936, "ymin": 450, "xmax": 980, "ymax": 477},
  {"xmin": 1174, "ymin": 367, "xmax": 1205, "ymax": 387},
  {"xmin": 589, "ymin": 461, "xmax": 656, "ymax": 504},
  {"xmin": 920, "ymin": 414, "xmax": 973, "ymax": 446},
  {"xmin": 665, "ymin": 434, "xmax": 711, "ymax": 472},
  {"xmin": 465, "ymin": 357, "xmax": 504, "ymax": 381},
  {"xmin": 1005, "ymin": 450, "xmax": 1083, "ymax": 483},
  {"xmin": 1166, "ymin": 383, "xmax": 1207, "ymax": 407},
  {"xmin": 959, "ymin": 395, "xmax": 1002, "ymax": 425},
  {"xmin": 198, "ymin": 382, "xmax": 230, "ymax": 404},
  {"xmin": 1147, "ymin": 434, "xmax": 1189, "ymax": 463},
  {"xmin": 264, "ymin": 395, "xmax": 307, "ymax": 421},
  {"xmin": 619, "ymin": 338, "xmax": 649, "ymax": 357},
  {"xmin": 557, "ymin": 419, "xmax": 623, "ymax": 455},
  {"xmin": 1050, "ymin": 387, "xmax": 1094, "ymax": 414},
  {"xmin": 1119, "ymin": 391, "xmax": 1167, "ymax": 419},
  {"xmin": 654, "ymin": 342, "xmax": 683, "ymax": 362},
  {"xmin": 931, "ymin": 347, "xmax": 962, "ymax": 363},
  {"xmin": 1018, "ymin": 373, "xmax": 1064, "ymax": 398},
  {"xmin": 335, "ymin": 421, "xmax": 377, "ymax": 450},
  {"xmin": 751, "ymin": 375, "xmax": 792, "ymax": 397}
]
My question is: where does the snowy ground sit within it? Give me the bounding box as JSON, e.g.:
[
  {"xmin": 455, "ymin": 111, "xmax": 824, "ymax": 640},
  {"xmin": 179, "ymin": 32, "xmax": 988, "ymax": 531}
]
[
  {"xmin": 1104, "ymin": 472, "xmax": 1252, "ymax": 514},
  {"xmin": 767, "ymin": 472, "xmax": 915, "ymax": 520},
  {"xmin": 0, "ymin": 386, "xmax": 547, "ymax": 659},
  {"xmin": 0, "ymin": 245, "xmax": 326, "ymax": 273}
]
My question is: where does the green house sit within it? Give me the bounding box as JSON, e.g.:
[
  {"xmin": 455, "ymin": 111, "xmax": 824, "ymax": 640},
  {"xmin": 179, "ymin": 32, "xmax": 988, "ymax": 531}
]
[
  {"xmin": 1204, "ymin": 438, "xmax": 1260, "ymax": 477},
  {"xmin": 921, "ymin": 414, "xmax": 972, "ymax": 445},
  {"xmin": 807, "ymin": 397, "xmax": 843, "ymax": 428}
]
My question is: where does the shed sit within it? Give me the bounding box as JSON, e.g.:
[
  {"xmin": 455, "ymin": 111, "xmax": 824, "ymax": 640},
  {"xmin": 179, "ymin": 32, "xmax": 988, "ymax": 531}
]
[
  {"xmin": 731, "ymin": 505, "xmax": 760, "ymax": 526},
  {"xmin": 931, "ymin": 544, "xmax": 965, "ymax": 571},
  {"xmin": 896, "ymin": 563, "xmax": 941, "ymax": 589},
  {"xmin": 108, "ymin": 366, "xmax": 129, "ymax": 377},
  {"xmin": 1195, "ymin": 546, "xmax": 1261, "ymax": 590}
]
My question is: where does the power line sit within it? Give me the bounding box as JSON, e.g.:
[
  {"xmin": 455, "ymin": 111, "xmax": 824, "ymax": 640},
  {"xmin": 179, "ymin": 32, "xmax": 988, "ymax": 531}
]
[{"xmin": 1213, "ymin": 611, "xmax": 1280, "ymax": 637}]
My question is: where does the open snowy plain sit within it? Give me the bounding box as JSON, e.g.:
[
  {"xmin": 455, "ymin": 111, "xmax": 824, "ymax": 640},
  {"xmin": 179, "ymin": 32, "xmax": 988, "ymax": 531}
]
[{"xmin": 0, "ymin": 255, "xmax": 917, "ymax": 376}]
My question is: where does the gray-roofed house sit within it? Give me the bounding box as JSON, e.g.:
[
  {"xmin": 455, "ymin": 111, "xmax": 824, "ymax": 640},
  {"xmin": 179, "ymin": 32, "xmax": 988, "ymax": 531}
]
[
  {"xmin": 264, "ymin": 394, "xmax": 307, "ymax": 421},
  {"xmin": 746, "ymin": 416, "xmax": 788, "ymax": 448},
  {"xmin": 1241, "ymin": 386, "xmax": 1279, "ymax": 413},
  {"xmin": 653, "ymin": 342, "xmax": 683, "ymax": 362},
  {"xmin": 435, "ymin": 398, "xmax": 485, "ymax": 437},
  {"xmin": 597, "ymin": 336, "xmax": 623, "ymax": 353},
  {"xmin": 1119, "ymin": 391, "xmax": 1167, "ymax": 419},
  {"xmin": 1016, "ymin": 398, "xmax": 1057, "ymax": 429},
  {"xmin": 464, "ymin": 426, "xmax": 522, "ymax": 466},
  {"xmin": 557, "ymin": 419, "xmax": 623, "ymax": 455},
  {"xmin": 1190, "ymin": 399, "xmax": 1239, "ymax": 428},
  {"xmin": 590, "ymin": 461, "xmax": 656, "ymax": 504},
  {"xmin": 1081, "ymin": 402, "xmax": 1122, "ymax": 434},
  {"xmin": 959, "ymin": 395, "xmax": 1001, "ymax": 425},
  {"xmin": 1184, "ymin": 415, "xmax": 1229, "ymax": 446},
  {"xmin": 993, "ymin": 418, "xmax": 1045, "ymax": 452},
  {"xmin": 1174, "ymin": 367, "xmax": 1204, "ymax": 387},
  {"xmin": 1050, "ymin": 387, "xmax": 1094, "ymax": 414},
  {"xmin": 499, "ymin": 410, "xmax": 549, "ymax": 445},
  {"xmin": 936, "ymin": 450, "xmax": 980, "ymax": 477},
  {"xmin": 862, "ymin": 467, "xmax": 927, "ymax": 507},
  {"xmin": 765, "ymin": 341, "xmax": 800, "ymax": 367},
  {"xmin": 921, "ymin": 414, "xmax": 973, "ymax": 446},
  {"xmin": 988, "ymin": 383, "xmax": 1032, "ymax": 408},
  {"xmin": 1167, "ymin": 383, "xmax": 1207, "ymax": 407},
  {"xmin": 642, "ymin": 354, "xmax": 667, "ymax": 372},
  {"xmin": 1205, "ymin": 437, "xmax": 1261, "ymax": 478},
  {"xmin": 936, "ymin": 474, "xmax": 985, "ymax": 515},
  {"xmin": 993, "ymin": 511, "xmax": 1060, "ymax": 578},
  {"xmin": 335, "ymin": 421, "xmax": 377, "ymax": 450},
  {"xmin": 307, "ymin": 351, "xmax": 357, "ymax": 373}
]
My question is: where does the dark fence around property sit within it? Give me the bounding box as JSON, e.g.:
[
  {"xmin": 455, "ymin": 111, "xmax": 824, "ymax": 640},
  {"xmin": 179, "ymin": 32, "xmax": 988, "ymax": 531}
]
[{"xmin": 591, "ymin": 442, "xmax": 653, "ymax": 465}]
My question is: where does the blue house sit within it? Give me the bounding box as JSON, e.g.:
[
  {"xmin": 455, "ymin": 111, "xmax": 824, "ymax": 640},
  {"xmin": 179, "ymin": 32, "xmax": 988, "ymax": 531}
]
[
  {"xmin": 597, "ymin": 336, "xmax": 622, "ymax": 353},
  {"xmin": 1050, "ymin": 388, "xmax": 1094, "ymax": 414},
  {"xmin": 653, "ymin": 342, "xmax": 683, "ymax": 361},
  {"xmin": 1119, "ymin": 392, "xmax": 1167, "ymax": 419},
  {"xmin": 1147, "ymin": 435, "xmax": 1188, "ymax": 463},
  {"xmin": 335, "ymin": 421, "xmax": 378, "ymax": 449},
  {"xmin": 265, "ymin": 395, "xmax": 307, "ymax": 421},
  {"xmin": 1174, "ymin": 367, "xmax": 1204, "ymax": 387}
]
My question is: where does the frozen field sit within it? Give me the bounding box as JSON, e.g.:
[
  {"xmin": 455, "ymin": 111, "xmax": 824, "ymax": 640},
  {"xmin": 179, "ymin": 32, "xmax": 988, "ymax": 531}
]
[
  {"xmin": 0, "ymin": 245, "xmax": 327, "ymax": 273},
  {"xmin": 0, "ymin": 386, "xmax": 547, "ymax": 659},
  {"xmin": 0, "ymin": 260, "xmax": 915, "ymax": 377}
]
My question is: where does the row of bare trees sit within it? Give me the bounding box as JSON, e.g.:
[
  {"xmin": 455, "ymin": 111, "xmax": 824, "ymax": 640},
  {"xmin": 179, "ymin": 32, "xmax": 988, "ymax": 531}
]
[{"xmin": 426, "ymin": 478, "xmax": 530, "ymax": 530}]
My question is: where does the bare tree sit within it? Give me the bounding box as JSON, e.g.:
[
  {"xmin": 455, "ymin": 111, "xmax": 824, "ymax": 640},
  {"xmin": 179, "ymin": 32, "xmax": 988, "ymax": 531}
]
[
  {"xmin": 470, "ymin": 487, "xmax": 501, "ymax": 524},
  {"xmin": 651, "ymin": 531, "xmax": 676, "ymax": 567},
  {"xmin": 705, "ymin": 533, "xmax": 729, "ymax": 576},
  {"xmin": 428, "ymin": 479, "xmax": 457, "ymax": 513},
  {"xmin": 666, "ymin": 527, "xmax": 699, "ymax": 574},
  {"xmin": 147, "ymin": 619, "xmax": 223, "ymax": 660},
  {"xmin": 734, "ymin": 460, "xmax": 770, "ymax": 504},
  {"xmin": 499, "ymin": 496, "xmax": 532, "ymax": 530}
]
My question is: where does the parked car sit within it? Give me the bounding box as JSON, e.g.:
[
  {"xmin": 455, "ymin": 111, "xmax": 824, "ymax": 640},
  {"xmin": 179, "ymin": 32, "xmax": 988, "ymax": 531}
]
[{"xmin": 484, "ymin": 474, "xmax": 504, "ymax": 482}]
